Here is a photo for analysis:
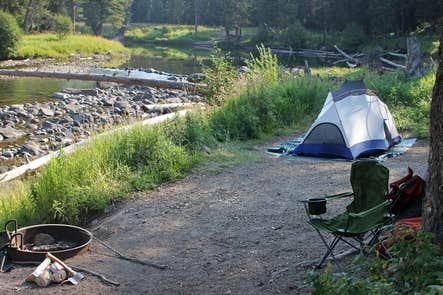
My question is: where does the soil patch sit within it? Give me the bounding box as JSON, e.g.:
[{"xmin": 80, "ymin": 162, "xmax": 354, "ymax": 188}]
[{"xmin": 0, "ymin": 139, "xmax": 429, "ymax": 294}]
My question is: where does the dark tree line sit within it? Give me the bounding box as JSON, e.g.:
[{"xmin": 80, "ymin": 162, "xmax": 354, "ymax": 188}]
[
  {"xmin": 1, "ymin": 0, "xmax": 441, "ymax": 37},
  {"xmin": 130, "ymin": 0, "xmax": 443, "ymax": 37},
  {"xmin": 0, "ymin": 0, "xmax": 132, "ymax": 35}
]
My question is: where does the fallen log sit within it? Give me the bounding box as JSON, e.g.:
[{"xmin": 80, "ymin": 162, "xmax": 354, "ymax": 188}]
[
  {"xmin": 0, "ymin": 70, "xmax": 206, "ymax": 91},
  {"xmin": 334, "ymin": 45, "xmax": 360, "ymax": 66},
  {"xmin": 388, "ymin": 52, "xmax": 408, "ymax": 59},
  {"xmin": 380, "ymin": 57, "xmax": 406, "ymax": 69},
  {"xmin": 0, "ymin": 109, "xmax": 193, "ymax": 184},
  {"xmin": 143, "ymin": 102, "xmax": 196, "ymax": 113}
]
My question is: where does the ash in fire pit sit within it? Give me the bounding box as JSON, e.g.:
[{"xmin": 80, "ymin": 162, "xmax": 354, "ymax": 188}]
[
  {"xmin": 23, "ymin": 233, "xmax": 78, "ymax": 252},
  {"xmin": 7, "ymin": 223, "xmax": 92, "ymax": 262}
]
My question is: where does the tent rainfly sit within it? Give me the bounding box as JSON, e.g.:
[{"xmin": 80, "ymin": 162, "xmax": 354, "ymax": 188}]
[{"xmin": 291, "ymin": 80, "xmax": 400, "ymax": 159}]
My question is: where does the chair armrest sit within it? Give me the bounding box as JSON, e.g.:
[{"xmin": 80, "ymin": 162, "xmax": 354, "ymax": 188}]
[
  {"xmin": 348, "ymin": 200, "xmax": 391, "ymax": 218},
  {"xmin": 326, "ymin": 192, "xmax": 353, "ymax": 200},
  {"xmin": 298, "ymin": 192, "xmax": 353, "ymax": 203}
]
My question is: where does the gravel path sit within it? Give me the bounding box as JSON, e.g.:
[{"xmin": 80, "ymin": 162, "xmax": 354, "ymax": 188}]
[{"xmin": 0, "ymin": 139, "xmax": 428, "ymax": 295}]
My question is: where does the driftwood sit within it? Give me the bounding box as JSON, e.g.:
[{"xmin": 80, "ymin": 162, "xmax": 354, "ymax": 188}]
[
  {"xmin": 271, "ymin": 48, "xmax": 343, "ymax": 59},
  {"xmin": 143, "ymin": 103, "xmax": 195, "ymax": 113},
  {"xmin": 93, "ymin": 237, "xmax": 168, "ymax": 270},
  {"xmin": 388, "ymin": 52, "xmax": 408, "ymax": 59},
  {"xmin": 0, "ymin": 110, "xmax": 193, "ymax": 184},
  {"xmin": 334, "ymin": 45, "xmax": 360, "ymax": 67},
  {"xmin": 0, "ymin": 70, "xmax": 206, "ymax": 91},
  {"xmin": 380, "ymin": 57, "xmax": 407, "ymax": 69}
]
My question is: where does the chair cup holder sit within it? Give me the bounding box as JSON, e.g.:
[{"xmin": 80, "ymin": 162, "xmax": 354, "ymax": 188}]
[{"xmin": 308, "ymin": 198, "xmax": 327, "ymax": 215}]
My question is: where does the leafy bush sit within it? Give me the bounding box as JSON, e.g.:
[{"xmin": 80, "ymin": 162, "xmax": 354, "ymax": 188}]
[
  {"xmin": 202, "ymin": 48, "xmax": 238, "ymax": 105},
  {"xmin": 246, "ymin": 45, "xmax": 280, "ymax": 84},
  {"xmin": 281, "ymin": 21, "xmax": 311, "ymax": 49},
  {"xmin": 0, "ymin": 12, "xmax": 21, "ymax": 59},
  {"xmin": 339, "ymin": 23, "xmax": 367, "ymax": 50},
  {"xmin": 52, "ymin": 14, "xmax": 73, "ymax": 40},
  {"xmin": 251, "ymin": 27, "xmax": 274, "ymax": 46},
  {"xmin": 309, "ymin": 231, "xmax": 443, "ymax": 294}
]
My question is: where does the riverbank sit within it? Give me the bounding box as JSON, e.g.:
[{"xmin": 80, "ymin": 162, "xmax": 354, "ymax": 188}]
[
  {"xmin": 124, "ymin": 24, "xmax": 222, "ymax": 46},
  {"xmin": 10, "ymin": 33, "xmax": 129, "ymax": 60},
  {"xmin": 0, "ymin": 64, "xmax": 203, "ymax": 172}
]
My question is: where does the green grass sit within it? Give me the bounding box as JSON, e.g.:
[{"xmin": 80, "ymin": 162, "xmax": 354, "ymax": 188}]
[
  {"xmin": 124, "ymin": 24, "xmax": 221, "ymax": 45},
  {"xmin": 12, "ymin": 33, "xmax": 129, "ymax": 59}
]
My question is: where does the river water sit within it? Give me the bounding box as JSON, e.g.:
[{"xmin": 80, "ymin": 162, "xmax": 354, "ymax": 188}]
[{"xmin": 0, "ymin": 45, "xmax": 320, "ymax": 105}]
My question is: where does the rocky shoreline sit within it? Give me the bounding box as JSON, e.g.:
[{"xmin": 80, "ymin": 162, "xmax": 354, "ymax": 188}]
[{"xmin": 0, "ymin": 83, "xmax": 203, "ymax": 173}]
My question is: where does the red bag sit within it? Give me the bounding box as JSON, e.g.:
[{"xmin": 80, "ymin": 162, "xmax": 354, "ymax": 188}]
[{"xmin": 386, "ymin": 168, "xmax": 426, "ymax": 218}]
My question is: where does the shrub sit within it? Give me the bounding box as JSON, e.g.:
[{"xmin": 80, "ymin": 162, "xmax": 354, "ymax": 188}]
[
  {"xmin": 0, "ymin": 12, "xmax": 21, "ymax": 59},
  {"xmin": 251, "ymin": 27, "xmax": 274, "ymax": 46},
  {"xmin": 281, "ymin": 21, "xmax": 310, "ymax": 49},
  {"xmin": 309, "ymin": 231, "xmax": 443, "ymax": 294},
  {"xmin": 52, "ymin": 14, "xmax": 73, "ymax": 40},
  {"xmin": 202, "ymin": 48, "xmax": 238, "ymax": 105},
  {"xmin": 339, "ymin": 23, "xmax": 367, "ymax": 50},
  {"xmin": 246, "ymin": 45, "xmax": 280, "ymax": 85}
]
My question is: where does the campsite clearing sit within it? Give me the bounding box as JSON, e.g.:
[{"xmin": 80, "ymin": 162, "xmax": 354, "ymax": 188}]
[{"xmin": 0, "ymin": 137, "xmax": 428, "ymax": 294}]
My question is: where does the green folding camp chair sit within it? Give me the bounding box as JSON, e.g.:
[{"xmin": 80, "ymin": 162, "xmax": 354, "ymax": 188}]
[{"xmin": 301, "ymin": 159, "xmax": 393, "ymax": 268}]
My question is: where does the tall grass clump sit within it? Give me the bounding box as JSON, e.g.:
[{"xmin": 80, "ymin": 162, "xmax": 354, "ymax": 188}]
[
  {"xmin": 209, "ymin": 47, "xmax": 329, "ymax": 141},
  {"xmin": 246, "ymin": 45, "xmax": 280, "ymax": 84},
  {"xmin": 31, "ymin": 140, "xmax": 121, "ymax": 224},
  {"xmin": 0, "ymin": 182, "xmax": 36, "ymax": 226},
  {"xmin": 13, "ymin": 33, "xmax": 128, "ymax": 59},
  {"xmin": 106, "ymin": 126, "xmax": 194, "ymax": 191}
]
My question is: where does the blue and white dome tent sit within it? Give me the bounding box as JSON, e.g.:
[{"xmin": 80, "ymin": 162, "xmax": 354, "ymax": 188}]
[{"xmin": 292, "ymin": 80, "xmax": 401, "ymax": 159}]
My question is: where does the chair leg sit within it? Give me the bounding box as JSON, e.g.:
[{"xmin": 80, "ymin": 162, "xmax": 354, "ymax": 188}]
[{"xmin": 316, "ymin": 236, "xmax": 341, "ymax": 269}]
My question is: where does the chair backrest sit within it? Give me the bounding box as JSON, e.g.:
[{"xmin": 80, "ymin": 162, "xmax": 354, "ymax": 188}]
[{"xmin": 347, "ymin": 160, "xmax": 389, "ymax": 214}]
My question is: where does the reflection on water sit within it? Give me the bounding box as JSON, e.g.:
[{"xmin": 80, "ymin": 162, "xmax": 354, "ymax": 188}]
[
  {"xmin": 0, "ymin": 77, "xmax": 95, "ymax": 105},
  {"xmin": 121, "ymin": 45, "xmax": 212, "ymax": 74}
]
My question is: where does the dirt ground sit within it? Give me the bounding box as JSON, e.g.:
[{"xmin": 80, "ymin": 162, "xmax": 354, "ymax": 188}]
[{"xmin": 0, "ymin": 139, "xmax": 429, "ymax": 295}]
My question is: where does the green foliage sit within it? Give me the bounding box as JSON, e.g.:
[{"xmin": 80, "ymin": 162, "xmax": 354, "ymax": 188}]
[
  {"xmin": 52, "ymin": 14, "xmax": 73, "ymax": 40},
  {"xmin": 13, "ymin": 33, "xmax": 129, "ymax": 59},
  {"xmin": 0, "ymin": 11, "xmax": 21, "ymax": 59},
  {"xmin": 339, "ymin": 23, "xmax": 367, "ymax": 50},
  {"xmin": 202, "ymin": 48, "xmax": 238, "ymax": 105},
  {"xmin": 281, "ymin": 22, "xmax": 311, "ymax": 49},
  {"xmin": 82, "ymin": 0, "xmax": 131, "ymax": 35},
  {"xmin": 309, "ymin": 231, "xmax": 443, "ymax": 294},
  {"xmin": 124, "ymin": 24, "xmax": 220, "ymax": 45},
  {"xmin": 31, "ymin": 141, "xmax": 121, "ymax": 224},
  {"xmin": 246, "ymin": 45, "xmax": 280, "ymax": 84},
  {"xmin": 209, "ymin": 72, "xmax": 329, "ymax": 141},
  {"xmin": 161, "ymin": 111, "xmax": 214, "ymax": 151},
  {"xmin": 250, "ymin": 27, "xmax": 274, "ymax": 47}
]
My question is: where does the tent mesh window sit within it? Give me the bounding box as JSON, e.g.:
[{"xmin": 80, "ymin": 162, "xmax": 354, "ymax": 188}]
[{"xmin": 304, "ymin": 123, "xmax": 346, "ymax": 145}]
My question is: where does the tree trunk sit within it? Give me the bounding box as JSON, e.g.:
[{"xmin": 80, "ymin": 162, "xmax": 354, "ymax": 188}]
[
  {"xmin": 407, "ymin": 37, "xmax": 424, "ymax": 76},
  {"xmin": 194, "ymin": 0, "xmax": 199, "ymax": 33},
  {"xmin": 423, "ymin": 29, "xmax": 443, "ymax": 253}
]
